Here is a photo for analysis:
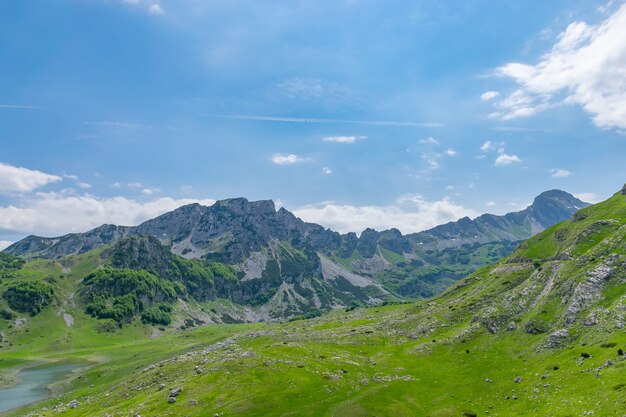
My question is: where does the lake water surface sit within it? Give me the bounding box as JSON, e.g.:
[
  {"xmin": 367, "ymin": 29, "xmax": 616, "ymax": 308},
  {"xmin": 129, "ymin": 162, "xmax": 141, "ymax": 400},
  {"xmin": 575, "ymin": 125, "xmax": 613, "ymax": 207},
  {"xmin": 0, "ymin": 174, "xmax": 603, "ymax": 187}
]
[{"xmin": 0, "ymin": 361, "xmax": 88, "ymax": 413}]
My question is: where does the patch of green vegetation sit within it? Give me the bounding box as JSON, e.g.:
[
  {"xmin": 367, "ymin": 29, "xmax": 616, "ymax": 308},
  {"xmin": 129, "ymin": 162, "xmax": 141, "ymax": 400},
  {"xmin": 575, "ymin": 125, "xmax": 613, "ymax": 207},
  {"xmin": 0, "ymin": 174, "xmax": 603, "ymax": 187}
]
[
  {"xmin": 82, "ymin": 268, "xmax": 177, "ymax": 323},
  {"xmin": 0, "ymin": 253, "xmax": 25, "ymax": 274},
  {"xmin": 515, "ymin": 225, "xmax": 560, "ymax": 259},
  {"xmin": 379, "ymin": 247, "xmax": 405, "ymax": 265},
  {"xmin": 141, "ymin": 304, "xmax": 173, "ymax": 325},
  {"xmin": 2, "ymin": 281, "xmax": 55, "ymax": 315}
]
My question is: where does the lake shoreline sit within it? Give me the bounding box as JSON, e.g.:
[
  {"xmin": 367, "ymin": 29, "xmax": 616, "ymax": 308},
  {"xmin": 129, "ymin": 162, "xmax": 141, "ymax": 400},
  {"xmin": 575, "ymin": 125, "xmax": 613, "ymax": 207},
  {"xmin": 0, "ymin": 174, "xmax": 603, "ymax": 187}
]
[{"xmin": 0, "ymin": 358, "xmax": 96, "ymax": 414}]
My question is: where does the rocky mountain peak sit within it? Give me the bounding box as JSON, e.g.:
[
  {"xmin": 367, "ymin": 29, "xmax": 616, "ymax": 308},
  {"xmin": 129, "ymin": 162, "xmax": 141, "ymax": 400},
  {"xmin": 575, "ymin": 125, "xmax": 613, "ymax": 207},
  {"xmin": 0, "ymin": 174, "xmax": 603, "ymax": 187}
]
[
  {"xmin": 621, "ymin": 183, "xmax": 626, "ymax": 195},
  {"xmin": 214, "ymin": 198, "xmax": 276, "ymax": 215},
  {"xmin": 527, "ymin": 190, "xmax": 588, "ymax": 229},
  {"xmin": 532, "ymin": 189, "xmax": 586, "ymax": 208}
]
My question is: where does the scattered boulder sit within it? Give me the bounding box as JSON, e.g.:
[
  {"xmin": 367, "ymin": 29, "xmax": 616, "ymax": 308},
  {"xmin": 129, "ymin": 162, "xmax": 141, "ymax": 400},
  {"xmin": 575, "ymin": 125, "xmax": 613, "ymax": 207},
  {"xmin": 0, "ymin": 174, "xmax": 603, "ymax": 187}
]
[
  {"xmin": 514, "ymin": 376, "xmax": 523, "ymax": 383},
  {"xmin": 546, "ymin": 329, "xmax": 570, "ymax": 348},
  {"xmin": 170, "ymin": 387, "xmax": 183, "ymax": 397},
  {"xmin": 167, "ymin": 397, "xmax": 176, "ymax": 404},
  {"xmin": 67, "ymin": 400, "xmax": 80, "ymax": 409}
]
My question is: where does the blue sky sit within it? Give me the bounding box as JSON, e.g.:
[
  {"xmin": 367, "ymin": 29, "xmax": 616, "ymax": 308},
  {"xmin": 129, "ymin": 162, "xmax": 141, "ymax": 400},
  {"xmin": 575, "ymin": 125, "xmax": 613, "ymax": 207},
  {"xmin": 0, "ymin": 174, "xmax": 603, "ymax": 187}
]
[{"xmin": 1, "ymin": 0, "xmax": 626, "ymax": 246}]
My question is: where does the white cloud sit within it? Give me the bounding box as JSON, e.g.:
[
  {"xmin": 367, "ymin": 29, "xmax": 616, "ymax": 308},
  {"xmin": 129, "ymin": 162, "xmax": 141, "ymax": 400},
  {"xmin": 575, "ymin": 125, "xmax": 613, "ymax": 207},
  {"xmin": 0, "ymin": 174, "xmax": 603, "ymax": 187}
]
[
  {"xmin": 574, "ymin": 192, "xmax": 601, "ymax": 203},
  {"xmin": 63, "ymin": 173, "xmax": 91, "ymax": 189},
  {"xmin": 141, "ymin": 188, "xmax": 161, "ymax": 195},
  {"xmin": 480, "ymin": 141, "xmax": 495, "ymax": 152},
  {"xmin": 322, "ymin": 167, "xmax": 333, "ymax": 175},
  {"xmin": 491, "ymin": 4, "xmax": 626, "ymax": 130},
  {"xmin": 0, "ymin": 162, "xmax": 62, "ymax": 193},
  {"xmin": 480, "ymin": 91, "xmax": 500, "ymax": 101},
  {"xmin": 110, "ymin": 182, "xmax": 122, "ymax": 189},
  {"xmin": 485, "ymin": 201, "xmax": 497, "ymax": 207},
  {"xmin": 128, "ymin": 182, "xmax": 143, "ymax": 189},
  {"xmin": 0, "ymin": 240, "xmax": 13, "ymax": 251},
  {"xmin": 550, "ymin": 168, "xmax": 572, "ymax": 178},
  {"xmin": 271, "ymin": 153, "xmax": 309, "ymax": 165},
  {"xmin": 494, "ymin": 152, "xmax": 522, "ymax": 166},
  {"xmin": 445, "ymin": 148, "xmax": 457, "ymax": 156},
  {"xmin": 293, "ymin": 195, "xmax": 478, "ymax": 234},
  {"xmin": 0, "ymin": 193, "xmax": 215, "ymax": 236},
  {"xmin": 322, "ymin": 135, "xmax": 365, "ymax": 144},
  {"xmin": 419, "ymin": 137, "xmax": 439, "ymax": 145},
  {"xmin": 149, "ymin": 4, "xmax": 164, "ymax": 14}
]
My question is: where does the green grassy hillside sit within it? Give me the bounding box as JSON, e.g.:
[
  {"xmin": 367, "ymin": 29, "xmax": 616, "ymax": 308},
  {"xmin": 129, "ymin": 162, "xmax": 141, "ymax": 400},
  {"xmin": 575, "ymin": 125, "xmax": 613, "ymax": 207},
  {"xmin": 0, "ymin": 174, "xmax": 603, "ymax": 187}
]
[{"xmin": 1, "ymin": 191, "xmax": 625, "ymax": 416}]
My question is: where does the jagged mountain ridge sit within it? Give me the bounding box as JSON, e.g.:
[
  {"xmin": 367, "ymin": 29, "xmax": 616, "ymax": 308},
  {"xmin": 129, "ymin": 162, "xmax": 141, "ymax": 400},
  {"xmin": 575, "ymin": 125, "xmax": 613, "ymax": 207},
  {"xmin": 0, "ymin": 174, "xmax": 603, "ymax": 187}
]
[
  {"xmin": 6, "ymin": 190, "xmax": 586, "ymax": 260},
  {"xmin": 5, "ymin": 198, "xmax": 341, "ymax": 261},
  {"xmin": 3, "ymin": 190, "xmax": 588, "ymax": 308},
  {"xmin": 409, "ymin": 189, "xmax": 588, "ymax": 248}
]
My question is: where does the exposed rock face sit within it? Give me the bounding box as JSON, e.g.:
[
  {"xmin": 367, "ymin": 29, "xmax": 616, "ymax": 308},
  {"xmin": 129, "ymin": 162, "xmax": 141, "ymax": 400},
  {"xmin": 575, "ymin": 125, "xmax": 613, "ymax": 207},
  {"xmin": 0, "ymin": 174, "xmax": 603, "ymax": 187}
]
[
  {"xmin": 564, "ymin": 263, "xmax": 612, "ymax": 325},
  {"xmin": 546, "ymin": 329, "xmax": 570, "ymax": 348},
  {"xmin": 6, "ymin": 198, "xmax": 342, "ymax": 262},
  {"xmin": 3, "ymin": 190, "xmax": 589, "ymax": 308},
  {"xmin": 622, "ymin": 183, "xmax": 626, "ymax": 195},
  {"xmin": 6, "ymin": 224, "xmax": 133, "ymax": 259}
]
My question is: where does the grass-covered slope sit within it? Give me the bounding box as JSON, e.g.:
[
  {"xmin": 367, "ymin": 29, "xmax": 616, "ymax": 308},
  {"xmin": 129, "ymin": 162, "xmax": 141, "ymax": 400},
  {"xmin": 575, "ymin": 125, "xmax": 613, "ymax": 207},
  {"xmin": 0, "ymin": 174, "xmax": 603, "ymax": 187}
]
[{"xmin": 3, "ymin": 190, "xmax": 624, "ymax": 416}]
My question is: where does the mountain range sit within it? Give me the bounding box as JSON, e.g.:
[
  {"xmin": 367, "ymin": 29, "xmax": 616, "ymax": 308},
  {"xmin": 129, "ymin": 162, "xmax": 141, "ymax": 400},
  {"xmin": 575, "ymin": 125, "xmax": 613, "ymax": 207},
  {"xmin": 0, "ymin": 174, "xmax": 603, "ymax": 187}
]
[{"xmin": 3, "ymin": 189, "xmax": 587, "ymax": 321}]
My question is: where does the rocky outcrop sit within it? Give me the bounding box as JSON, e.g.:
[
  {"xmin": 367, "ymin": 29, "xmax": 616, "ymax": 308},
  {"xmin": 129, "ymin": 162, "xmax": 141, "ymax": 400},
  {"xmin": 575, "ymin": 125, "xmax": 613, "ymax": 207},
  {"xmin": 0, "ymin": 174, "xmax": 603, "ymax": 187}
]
[{"xmin": 564, "ymin": 264, "xmax": 612, "ymax": 325}]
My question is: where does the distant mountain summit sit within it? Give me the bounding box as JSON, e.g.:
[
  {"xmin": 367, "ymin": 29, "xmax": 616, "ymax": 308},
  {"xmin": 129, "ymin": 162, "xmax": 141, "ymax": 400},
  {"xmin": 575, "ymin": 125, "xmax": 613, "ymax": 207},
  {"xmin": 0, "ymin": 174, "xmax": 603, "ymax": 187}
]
[
  {"xmin": 412, "ymin": 190, "xmax": 588, "ymax": 249},
  {"xmin": 4, "ymin": 189, "xmax": 588, "ymax": 315}
]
